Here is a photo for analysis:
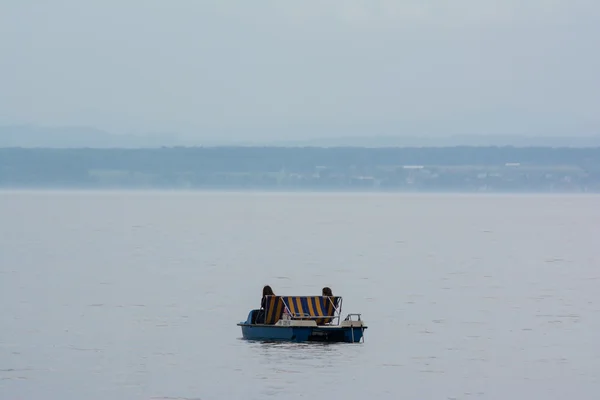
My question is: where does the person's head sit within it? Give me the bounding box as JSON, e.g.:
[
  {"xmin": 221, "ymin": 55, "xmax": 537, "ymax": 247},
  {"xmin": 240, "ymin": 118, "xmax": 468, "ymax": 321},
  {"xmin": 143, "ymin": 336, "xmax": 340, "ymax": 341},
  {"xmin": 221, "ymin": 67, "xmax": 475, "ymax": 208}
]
[
  {"xmin": 263, "ymin": 285, "xmax": 274, "ymax": 297},
  {"xmin": 322, "ymin": 286, "xmax": 332, "ymax": 296}
]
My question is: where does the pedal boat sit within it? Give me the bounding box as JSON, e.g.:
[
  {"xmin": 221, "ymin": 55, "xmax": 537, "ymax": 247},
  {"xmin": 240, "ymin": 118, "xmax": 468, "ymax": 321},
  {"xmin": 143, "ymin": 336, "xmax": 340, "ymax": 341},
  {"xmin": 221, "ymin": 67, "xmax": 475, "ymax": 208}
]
[{"xmin": 237, "ymin": 295, "xmax": 367, "ymax": 343}]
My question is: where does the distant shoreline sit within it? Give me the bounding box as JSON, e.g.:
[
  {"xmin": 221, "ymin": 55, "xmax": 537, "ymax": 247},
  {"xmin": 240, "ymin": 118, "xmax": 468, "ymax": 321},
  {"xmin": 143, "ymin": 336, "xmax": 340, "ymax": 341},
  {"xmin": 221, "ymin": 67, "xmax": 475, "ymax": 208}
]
[
  {"xmin": 2, "ymin": 146, "xmax": 599, "ymax": 193},
  {"xmin": 1, "ymin": 188, "xmax": 599, "ymax": 196}
]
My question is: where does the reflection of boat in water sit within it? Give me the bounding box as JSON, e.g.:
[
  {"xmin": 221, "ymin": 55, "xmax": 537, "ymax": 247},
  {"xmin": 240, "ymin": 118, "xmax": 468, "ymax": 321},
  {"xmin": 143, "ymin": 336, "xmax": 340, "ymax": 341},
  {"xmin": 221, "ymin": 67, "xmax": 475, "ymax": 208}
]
[{"xmin": 237, "ymin": 295, "xmax": 367, "ymax": 343}]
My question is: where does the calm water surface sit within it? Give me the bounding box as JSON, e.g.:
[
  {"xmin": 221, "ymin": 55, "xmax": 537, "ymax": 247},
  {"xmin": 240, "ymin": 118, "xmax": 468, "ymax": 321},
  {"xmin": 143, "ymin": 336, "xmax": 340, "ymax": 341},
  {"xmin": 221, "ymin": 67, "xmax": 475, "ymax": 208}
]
[{"xmin": 1, "ymin": 191, "xmax": 599, "ymax": 399}]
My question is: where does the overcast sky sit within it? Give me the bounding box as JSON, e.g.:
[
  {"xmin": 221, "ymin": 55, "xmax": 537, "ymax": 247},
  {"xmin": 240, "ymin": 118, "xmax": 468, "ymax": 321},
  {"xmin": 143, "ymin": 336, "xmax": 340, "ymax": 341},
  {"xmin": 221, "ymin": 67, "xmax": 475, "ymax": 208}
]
[{"xmin": 1, "ymin": 0, "xmax": 599, "ymax": 140}]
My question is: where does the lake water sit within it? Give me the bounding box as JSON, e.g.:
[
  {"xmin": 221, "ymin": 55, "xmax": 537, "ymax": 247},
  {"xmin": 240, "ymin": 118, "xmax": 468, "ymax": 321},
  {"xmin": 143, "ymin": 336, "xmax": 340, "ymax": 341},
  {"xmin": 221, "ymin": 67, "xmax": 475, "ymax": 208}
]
[{"xmin": 1, "ymin": 191, "xmax": 599, "ymax": 400}]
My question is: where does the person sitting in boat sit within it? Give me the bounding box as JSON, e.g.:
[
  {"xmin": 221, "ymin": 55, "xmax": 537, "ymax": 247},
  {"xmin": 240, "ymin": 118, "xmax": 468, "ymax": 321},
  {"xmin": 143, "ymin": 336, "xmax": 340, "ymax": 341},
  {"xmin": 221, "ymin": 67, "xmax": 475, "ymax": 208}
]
[
  {"xmin": 319, "ymin": 287, "xmax": 336, "ymax": 325},
  {"xmin": 261, "ymin": 285, "xmax": 275, "ymax": 308},
  {"xmin": 256, "ymin": 285, "xmax": 274, "ymax": 324}
]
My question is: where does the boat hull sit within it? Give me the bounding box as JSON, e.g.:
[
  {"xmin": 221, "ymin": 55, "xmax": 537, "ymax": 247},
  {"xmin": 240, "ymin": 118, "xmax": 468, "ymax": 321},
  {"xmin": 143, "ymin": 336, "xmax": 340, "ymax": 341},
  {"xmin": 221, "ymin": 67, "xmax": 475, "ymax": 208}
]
[{"xmin": 238, "ymin": 323, "xmax": 365, "ymax": 343}]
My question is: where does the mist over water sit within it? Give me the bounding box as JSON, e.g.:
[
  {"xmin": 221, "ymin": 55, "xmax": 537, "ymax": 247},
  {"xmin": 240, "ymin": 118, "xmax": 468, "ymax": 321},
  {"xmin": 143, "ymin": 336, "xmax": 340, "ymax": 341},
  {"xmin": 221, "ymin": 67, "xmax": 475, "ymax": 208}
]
[{"xmin": 1, "ymin": 191, "xmax": 599, "ymax": 399}]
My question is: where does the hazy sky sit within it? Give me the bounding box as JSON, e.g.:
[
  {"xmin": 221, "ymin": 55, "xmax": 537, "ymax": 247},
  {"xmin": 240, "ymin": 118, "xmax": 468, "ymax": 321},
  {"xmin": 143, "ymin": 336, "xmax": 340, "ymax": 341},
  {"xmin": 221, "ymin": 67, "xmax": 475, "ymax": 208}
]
[{"xmin": 1, "ymin": 0, "xmax": 599, "ymax": 140}]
